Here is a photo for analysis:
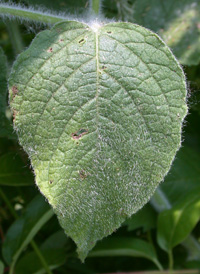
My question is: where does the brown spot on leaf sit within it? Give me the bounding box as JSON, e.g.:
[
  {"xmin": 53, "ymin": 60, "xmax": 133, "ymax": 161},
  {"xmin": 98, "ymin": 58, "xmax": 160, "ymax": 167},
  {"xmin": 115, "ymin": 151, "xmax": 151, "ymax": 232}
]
[
  {"xmin": 13, "ymin": 110, "xmax": 18, "ymax": 123},
  {"xmin": 118, "ymin": 208, "xmax": 128, "ymax": 217},
  {"xmin": 49, "ymin": 180, "xmax": 53, "ymax": 184},
  {"xmin": 47, "ymin": 47, "xmax": 53, "ymax": 53},
  {"xmin": 72, "ymin": 128, "xmax": 88, "ymax": 139},
  {"xmin": 102, "ymin": 65, "xmax": 107, "ymax": 70},
  {"xmin": 59, "ymin": 39, "xmax": 64, "ymax": 42},
  {"xmin": 79, "ymin": 170, "xmax": 87, "ymax": 180},
  {"xmin": 12, "ymin": 86, "xmax": 18, "ymax": 97},
  {"xmin": 107, "ymin": 31, "xmax": 112, "ymax": 34}
]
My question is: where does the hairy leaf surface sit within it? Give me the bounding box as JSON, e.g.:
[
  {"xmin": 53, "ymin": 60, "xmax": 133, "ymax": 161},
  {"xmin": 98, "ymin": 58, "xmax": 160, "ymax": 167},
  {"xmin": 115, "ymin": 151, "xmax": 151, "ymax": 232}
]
[{"xmin": 9, "ymin": 21, "xmax": 187, "ymax": 260}]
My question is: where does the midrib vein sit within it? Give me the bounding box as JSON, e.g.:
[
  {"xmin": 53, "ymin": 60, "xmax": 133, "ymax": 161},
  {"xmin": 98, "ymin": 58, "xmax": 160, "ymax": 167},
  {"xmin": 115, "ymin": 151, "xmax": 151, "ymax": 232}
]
[{"xmin": 95, "ymin": 30, "xmax": 100, "ymax": 138}]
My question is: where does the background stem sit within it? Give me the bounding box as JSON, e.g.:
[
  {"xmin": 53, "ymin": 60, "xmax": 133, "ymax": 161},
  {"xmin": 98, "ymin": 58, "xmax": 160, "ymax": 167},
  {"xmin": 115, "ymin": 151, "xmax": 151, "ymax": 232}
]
[
  {"xmin": 30, "ymin": 241, "xmax": 52, "ymax": 274},
  {"xmin": 90, "ymin": 0, "xmax": 102, "ymax": 15},
  {"xmin": 168, "ymin": 250, "xmax": 174, "ymax": 272},
  {"xmin": 5, "ymin": 20, "xmax": 24, "ymax": 55}
]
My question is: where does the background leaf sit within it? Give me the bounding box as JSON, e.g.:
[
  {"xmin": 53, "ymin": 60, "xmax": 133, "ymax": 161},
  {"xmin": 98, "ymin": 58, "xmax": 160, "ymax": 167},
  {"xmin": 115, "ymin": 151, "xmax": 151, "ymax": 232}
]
[
  {"xmin": 0, "ymin": 152, "xmax": 34, "ymax": 186},
  {"xmin": 132, "ymin": 0, "xmax": 200, "ymax": 65},
  {"xmin": 124, "ymin": 204, "xmax": 156, "ymax": 232},
  {"xmin": 0, "ymin": 47, "xmax": 13, "ymax": 138},
  {"xmin": 157, "ymin": 188, "xmax": 200, "ymax": 252},
  {"xmin": 15, "ymin": 231, "xmax": 69, "ymax": 274},
  {"xmin": 88, "ymin": 237, "xmax": 162, "ymax": 270},
  {"xmin": 2, "ymin": 195, "xmax": 54, "ymax": 265},
  {"xmin": 160, "ymin": 145, "xmax": 200, "ymax": 205}
]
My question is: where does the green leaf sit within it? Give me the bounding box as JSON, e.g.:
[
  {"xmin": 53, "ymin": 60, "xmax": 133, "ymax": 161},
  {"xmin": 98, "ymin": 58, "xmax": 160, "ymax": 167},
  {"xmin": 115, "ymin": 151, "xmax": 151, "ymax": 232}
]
[
  {"xmin": 0, "ymin": 47, "xmax": 8, "ymax": 113},
  {"xmin": 185, "ymin": 260, "xmax": 200, "ymax": 269},
  {"xmin": 2, "ymin": 195, "xmax": 54, "ymax": 265},
  {"xmin": 124, "ymin": 204, "xmax": 157, "ymax": 232},
  {"xmin": 157, "ymin": 188, "xmax": 200, "ymax": 252},
  {"xmin": 41, "ymin": 230, "xmax": 69, "ymax": 250},
  {"xmin": 89, "ymin": 237, "xmax": 162, "ymax": 270},
  {"xmin": 0, "ymin": 152, "xmax": 34, "ymax": 186},
  {"xmin": 0, "ymin": 138, "xmax": 14, "ymax": 156},
  {"xmin": 15, "ymin": 231, "xmax": 68, "ymax": 274},
  {"xmin": 183, "ymin": 236, "xmax": 200, "ymax": 261},
  {"xmin": 133, "ymin": 0, "xmax": 200, "ymax": 65},
  {"xmin": 9, "ymin": 20, "xmax": 187, "ymax": 260},
  {"xmin": 161, "ymin": 146, "xmax": 200, "ymax": 205},
  {"xmin": 15, "ymin": 249, "xmax": 65, "ymax": 274},
  {"xmin": 0, "ymin": 261, "xmax": 4, "ymax": 274},
  {"xmin": 0, "ymin": 47, "xmax": 13, "ymax": 138}
]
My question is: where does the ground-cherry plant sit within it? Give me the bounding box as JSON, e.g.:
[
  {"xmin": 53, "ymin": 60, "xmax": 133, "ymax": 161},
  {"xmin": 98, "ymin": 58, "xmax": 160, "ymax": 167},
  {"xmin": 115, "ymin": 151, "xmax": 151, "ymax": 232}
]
[{"xmin": 0, "ymin": 1, "xmax": 200, "ymax": 274}]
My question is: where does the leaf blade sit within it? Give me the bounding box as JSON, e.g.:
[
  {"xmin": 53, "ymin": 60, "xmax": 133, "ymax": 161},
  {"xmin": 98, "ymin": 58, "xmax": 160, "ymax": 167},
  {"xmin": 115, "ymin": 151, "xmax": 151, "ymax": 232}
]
[{"xmin": 9, "ymin": 20, "xmax": 187, "ymax": 260}]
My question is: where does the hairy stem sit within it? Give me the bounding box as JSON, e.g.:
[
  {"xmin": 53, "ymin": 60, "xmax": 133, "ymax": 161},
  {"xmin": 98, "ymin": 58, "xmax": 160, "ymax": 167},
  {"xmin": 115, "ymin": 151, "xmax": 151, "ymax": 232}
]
[{"xmin": 0, "ymin": 3, "xmax": 66, "ymax": 25}]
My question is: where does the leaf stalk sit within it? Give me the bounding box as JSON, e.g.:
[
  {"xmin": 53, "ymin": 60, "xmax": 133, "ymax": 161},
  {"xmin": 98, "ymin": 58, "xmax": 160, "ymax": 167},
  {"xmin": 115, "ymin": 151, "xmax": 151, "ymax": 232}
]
[{"xmin": 0, "ymin": 3, "xmax": 66, "ymax": 25}]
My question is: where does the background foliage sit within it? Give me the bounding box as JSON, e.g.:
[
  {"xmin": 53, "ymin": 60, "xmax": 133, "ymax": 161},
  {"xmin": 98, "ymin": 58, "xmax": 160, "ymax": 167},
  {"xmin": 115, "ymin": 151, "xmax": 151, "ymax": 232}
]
[{"xmin": 0, "ymin": 0, "xmax": 200, "ymax": 273}]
